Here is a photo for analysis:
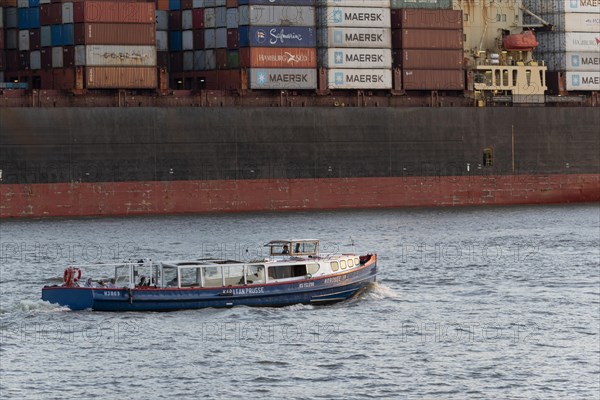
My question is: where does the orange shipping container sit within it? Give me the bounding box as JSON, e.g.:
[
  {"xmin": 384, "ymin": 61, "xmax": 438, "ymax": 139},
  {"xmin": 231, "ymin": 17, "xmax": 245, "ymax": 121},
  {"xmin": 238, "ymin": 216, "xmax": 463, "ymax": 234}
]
[
  {"xmin": 238, "ymin": 48, "xmax": 317, "ymax": 69},
  {"xmin": 156, "ymin": 0, "xmax": 170, "ymax": 11},
  {"xmin": 86, "ymin": 66, "xmax": 157, "ymax": 89},
  {"xmin": 73, "ymin": 1, "xmax": 155, "ymax": 24},
  {"xmin": 75, "ymin": 23, "xmax": 156, "ymax": 45}
]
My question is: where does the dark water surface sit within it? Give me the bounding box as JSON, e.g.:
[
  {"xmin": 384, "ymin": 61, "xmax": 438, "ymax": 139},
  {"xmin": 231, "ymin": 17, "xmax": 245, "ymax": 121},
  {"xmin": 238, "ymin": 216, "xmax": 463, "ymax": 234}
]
[{"xmin": 1, "ymin": 205, "xmax": 599, "ymax": 399}]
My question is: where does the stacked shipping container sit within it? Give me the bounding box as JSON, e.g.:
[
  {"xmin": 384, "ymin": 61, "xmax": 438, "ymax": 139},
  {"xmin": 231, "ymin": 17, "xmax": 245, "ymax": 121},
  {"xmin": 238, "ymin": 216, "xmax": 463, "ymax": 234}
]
[
  {"xmin": 317, "ymin": 0, "xmax": 392, "ymax": 89},
  {"xmin": 524, "ymin": 0, "xmax": 600, "ymax": 91},
  {"xmin": 1, "ymin": 0, "xmax": 157, "ymax": 89},
  {"xmin": 390, "ymin": 7, "xmax": 464, "ymax": 90}
]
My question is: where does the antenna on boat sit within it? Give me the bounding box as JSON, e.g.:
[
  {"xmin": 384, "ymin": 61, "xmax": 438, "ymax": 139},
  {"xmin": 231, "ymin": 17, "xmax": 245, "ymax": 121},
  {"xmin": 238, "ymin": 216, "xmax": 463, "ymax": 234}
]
[{"xmin": 349, "ymin": 236, "xmax": 355, "ymax": 253}]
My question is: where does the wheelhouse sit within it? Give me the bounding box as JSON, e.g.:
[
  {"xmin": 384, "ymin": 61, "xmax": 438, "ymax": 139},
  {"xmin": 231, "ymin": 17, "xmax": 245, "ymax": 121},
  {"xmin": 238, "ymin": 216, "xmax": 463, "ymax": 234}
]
[{"xmin": 265, "ymin": 239, "xmax": 319, "ymax": 257}]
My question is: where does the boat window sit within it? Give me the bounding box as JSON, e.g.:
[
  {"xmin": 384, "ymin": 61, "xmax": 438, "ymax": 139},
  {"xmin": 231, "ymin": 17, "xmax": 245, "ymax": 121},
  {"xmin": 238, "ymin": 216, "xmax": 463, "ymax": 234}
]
[
  {"xmin": 347, "ymin": 259, "xmax": 354, "ymax": 267},
  {"xmin": 202, "ymin": 266, "xmax": 223, "ymax": 287},
  {"xmin": 306, "ymin": 263, "xmax": 319, "ymax": 275},
  {"xmin": 331, "ymin": 261, "xmax": 339, "ymax": 272},
  {"xmin": 340, "ymin": 260, "xmax": 347, "ymax": 270},
  {"xmin": 291, "ymin": 241, "xmax": 318, "ymax": 255},
  {"xmin": 483, "ymin": 148, "xmax": 494, "ymax": 167},
  {"xmin": 163, "ymin": 266, "xmax": 178, "ymax": 287},
  {"xmin": 180, "ymin": 267, "xmax": 201, "ymax": 287},
  {"xmin": 223, "ymin": 265, "xmax": 245, "ymax": 286},
  {"xmin": 354, "ymin": 257, "xmax": 359, "ymax": 266},
  {"xmin": 271, "ymin": 243, "xmax": 290, "ymax": 255},
  {"xmin": 133, "ymin": 264, "xmax": 154, "ymax": 287},
  {"xmin": 245, "ymin": 265, "xmax": 265, "ymax": 284},
  {"xmin": 115, "ymin": 265, "xmax": 130, "ymax": 287},
  {"xmin": 268, "ymin": 264, "xmax": 308, "ymax": 280}
]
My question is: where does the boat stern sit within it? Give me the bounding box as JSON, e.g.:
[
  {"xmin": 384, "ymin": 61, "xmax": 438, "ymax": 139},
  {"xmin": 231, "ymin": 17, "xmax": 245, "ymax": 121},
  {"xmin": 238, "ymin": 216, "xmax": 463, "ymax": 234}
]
[{"xmin": 41, "ymin": 287, "xmax": 94, "ymax": 311}]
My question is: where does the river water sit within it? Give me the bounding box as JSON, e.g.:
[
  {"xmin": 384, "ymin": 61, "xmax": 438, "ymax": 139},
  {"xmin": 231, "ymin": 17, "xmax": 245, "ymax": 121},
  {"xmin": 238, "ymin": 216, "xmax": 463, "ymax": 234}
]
[{"xmin": 0, "ymin": 205, "xmax": 598, "ymax": 399}]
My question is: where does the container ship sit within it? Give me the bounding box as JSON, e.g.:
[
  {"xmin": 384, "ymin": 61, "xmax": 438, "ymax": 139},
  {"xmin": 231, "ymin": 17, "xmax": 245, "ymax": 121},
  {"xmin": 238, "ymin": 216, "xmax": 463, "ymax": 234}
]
[{"xmin": 0, "ymin": 0, "xmax": 598, "ymax": 218}]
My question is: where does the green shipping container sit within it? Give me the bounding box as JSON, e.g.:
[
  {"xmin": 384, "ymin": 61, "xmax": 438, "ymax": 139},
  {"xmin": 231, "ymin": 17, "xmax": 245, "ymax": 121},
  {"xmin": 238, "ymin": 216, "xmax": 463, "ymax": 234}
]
[
  {"xmin": 390, "ymin": 0, "xmax": 452, "ymax": 9},
  {"xmin": 227, "ymin": 50, "xmax": 239, "ymax": 69}
]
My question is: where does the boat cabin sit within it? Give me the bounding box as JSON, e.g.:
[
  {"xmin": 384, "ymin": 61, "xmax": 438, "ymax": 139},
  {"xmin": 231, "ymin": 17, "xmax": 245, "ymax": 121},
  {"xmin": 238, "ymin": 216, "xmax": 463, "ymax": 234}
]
[{"xmin": 265, "ymin": 239, "xmax": 319, "ymax": 257}]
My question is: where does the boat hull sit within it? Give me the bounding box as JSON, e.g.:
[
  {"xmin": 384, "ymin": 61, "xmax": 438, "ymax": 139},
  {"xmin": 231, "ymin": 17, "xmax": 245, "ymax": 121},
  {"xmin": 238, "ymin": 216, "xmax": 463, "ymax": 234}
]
[{"xmin": 41, "ymin": 262, "xmax": 377, "ymax": 311}]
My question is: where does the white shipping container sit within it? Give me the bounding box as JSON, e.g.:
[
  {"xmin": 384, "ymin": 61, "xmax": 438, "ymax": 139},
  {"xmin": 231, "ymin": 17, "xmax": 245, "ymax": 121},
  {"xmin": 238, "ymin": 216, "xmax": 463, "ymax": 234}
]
[
  {"xmin": 537, "ymin": 31, "xmax": 600, "ymax": 52},
  {"xmin": 52, "ymin": 47, "xmax": 64, "ymax": 68},
  {"xmin": 182, "ymin": 30, "xmax": 193, "ymax": 51},
  {"xmin": 17, "ymin": 0, "xmax": 28, "ymax": 7},
  {"xmin": 156, "ymin": 31, "xmax": 169, "ymax": 51},
  {"xmin": 533, "ymin": 12, "xmax": 600, "ymax": 32},
  {"xmin": 318, "ymin": 48, "xmax": 392, "ymax": 68},
  {"xmin": 204, "ymin": 49, "xmax": 217, "ymax": 70},
  {"xmin": 215, "ymin": 0, "xmax": 226, "ymax": 6},
  {"xmin": 156, "ymin": 11, "xmax": 169, "ymax": 31},
  {"xmin": 216, "ymin": 27, "xmax": 227, "ymax": 48},
  {"xmin": 317, "ymin": 7, "xmax": 391, "ymax": 28},
  {"xmin": 183, "ymin": 51, "xmax": 194, "ymax": 71},
  {"xmin": 524, "ymin": 0, "xmax": 600, "ymax": 14},
  {"xmin": 318, "ymin": 28, "xmax": 391, "ymax": 48},
  {"xmin": 204, "ymin": 8, "xmax": 216, "ymax": 29},
  {"xmin": 215, "ymin": 7, "xmax": 227, "ymax": 28},
  {"xmin": 317, "ymin": 0, "xmax": 391, "ymax": 7},
  {"xmin": 205, "ymin": 29, "xmax": 216, "ymax": 49},
  {"xmin": 249, "ymin": 68, "xmax": 317, "ymax": 89},
  {"xmin": 194, "ymin": 50, "xmax": 204, "ymax": 71},
  {"xmin": 83, "ymin": 45, "xmax": 157, "ymax": 66},
  {"xmin": 30, "ymin": 50, "xmax": 41, "ymax": 70},
  {"xmin": 18, "ymin": 30, "xmax": 30, "ymax": 51},
  {"xmin": 75, "ymin": 45, "xmax": 85, "ymax": 65},
  {"xmin": 327, "ymin": 68, "xmax": 392, "ymax": 89},
  {"xmin": 537, "ymin": 51, "xmax": 600, "ymax": 71},
  {"xmin": 182, "ymin": 10, "xmax": 193, "ymax": 30},
  {"xmin": 238, "ymin": 6, "xmax": 316, "ymax": 27},
  {"xmin": 566, "ymin": 71, "xmax": 600, "ymax": 90},
  {"xmin": 62, "ymin": 3, "xmax": 74, "ymax": 24},
  {"xmin": 227, "ymin": 9, "xmax": 238, "ymax": 29}
]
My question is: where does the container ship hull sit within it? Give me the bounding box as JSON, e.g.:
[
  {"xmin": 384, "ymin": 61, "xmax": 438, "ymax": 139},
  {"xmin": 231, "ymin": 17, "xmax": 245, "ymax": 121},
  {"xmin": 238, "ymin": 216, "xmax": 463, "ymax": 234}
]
[{"xmin": 1, "ymin": 107, "xmax": 599, "ymax": 218}]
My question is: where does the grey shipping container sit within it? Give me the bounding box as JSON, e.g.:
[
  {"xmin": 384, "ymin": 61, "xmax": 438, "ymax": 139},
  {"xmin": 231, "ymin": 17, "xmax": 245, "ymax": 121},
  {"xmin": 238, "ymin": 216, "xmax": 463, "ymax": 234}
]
[
  {"xmin": 215, "ymin": 7, "xmax": 227, "ymax": 28},
  {"xmin": 249, "ymin": 68, "xmax": 317, "ymax": 89},
  {"xmin": 390, "ymin": 0, "xmax": 452, "ymax": 9},
  {"xmin": 156, "ymin": 11, "xmax": 169, "ymax": 31},
  {"xmin": 523, "ymin": 0, "xmax": 600, "ymax": 14},
  {"xmin": 41, "ymin": 26, "xmax": 52, "ymax": 48},
  {"xmin": 52, "ymin": 46, "xmax": 64, "ymax": 68},
  {"xmin": 30, "ymin": 50, "xmax": 41, "ymax": 70},
  {"xmin": 183, "ymin": 30, "xmax": 194, "ymax": 51},
  {"xmin": 184, "ymin": 51, "xmax": 194, "ymax": 71},
  {"xmin": 182, "ymin": 10, "xmax": 193, "ymax": 30},
  {"xmin": 239, "ymin": 6, "xmax": 316, "ymax": 27}
]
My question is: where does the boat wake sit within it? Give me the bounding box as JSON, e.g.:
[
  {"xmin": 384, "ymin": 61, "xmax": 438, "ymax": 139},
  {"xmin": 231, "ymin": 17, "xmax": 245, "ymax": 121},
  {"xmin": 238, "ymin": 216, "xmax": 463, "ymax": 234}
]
[
  {"xmin": 352, "ymin": 282, "xmax": 399, "ymax": 302},
  {"xmin": 0, "ymin": 300, "xmax": 71, "ymax": 315}
]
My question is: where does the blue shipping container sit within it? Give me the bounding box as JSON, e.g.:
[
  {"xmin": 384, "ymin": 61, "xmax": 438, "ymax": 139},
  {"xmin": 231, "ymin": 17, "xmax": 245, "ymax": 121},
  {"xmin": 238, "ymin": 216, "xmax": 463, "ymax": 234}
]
[
  {"xmin": 18, "ymin": 7, "xmax": 40, "ymax": 29},
  {"xmin": 29, "ymin": 0, "xmax": 41, "ymax": 7},
  {"xmin": 237, "ymin": 0, "xmax": 315, "ymax": 5},
  {"xmin": 51, "ymin": 24, "xmax": 63, "ymax": 46},
  {"xmin": 62, "ymin": 24, "xmax": 74, "ymax": 46},
  {"xmin": 238, "ymin": 26, "xmax": 316, "ymax": 48},
  {"xmin": 169, "ymin": 31, "xmax": 182, "ymax": 52},
  {"xmin": 169, "ymin": 0, "xmax": 181, "ymax": 10}
]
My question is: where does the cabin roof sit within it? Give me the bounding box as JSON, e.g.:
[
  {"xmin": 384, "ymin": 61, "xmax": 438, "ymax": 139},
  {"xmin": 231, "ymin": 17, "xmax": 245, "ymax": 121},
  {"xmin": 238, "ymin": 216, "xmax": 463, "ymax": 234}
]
[{"xmin": 265, "ymin": 239, "xmax": 319, "ymax": 246}]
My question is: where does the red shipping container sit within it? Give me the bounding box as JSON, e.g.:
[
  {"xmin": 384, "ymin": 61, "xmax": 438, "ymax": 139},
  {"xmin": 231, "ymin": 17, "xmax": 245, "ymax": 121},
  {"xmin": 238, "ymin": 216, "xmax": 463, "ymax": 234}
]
[
  {"xmin": 0, "ymin": 52, "xmax": 5, "ymax": 71},
  {"xmin": 0, "ymin": 30, "xmax": 4, "ymax": 50},
  {"xmin": 238, "ymin": 47, "xmax": 317, "ymax": 68},
  {"xmin": 392, "ymin": 9, "xmax": 463, "ymax": 30},
  {"xmin": 181, "ymin": 0, "xmax": 193, "ymax": 9},
  {"xmin": 38, "ymin": 69, "xmax": 54, "ymax": 90},
  {"xmin": 53, "ymin": 68, "xmax": 76, "ymax": 90},
  {"xmin": 402, "ymin": 69, "xmax": 465, "ymax": 90},
  {"xmin": 74, "ymin": 23, "xmax": 156, "ymax": 45},
  {"xmin": 193, "ymin": 30, "xmax": 204, "ymax": 50},
  {"xmin": 40, "ymin": 4, "xmax": 63, "ymax": 25},
  {"xmin": 63, "ymin": 46, "xmax": 75, "ymax": 68},
  {"xmin": 227, "ymin": 29, "xmax": 238, "ymax": 49},
  {"xmin": 73, "ymin": 1, "xmax": 155, "ymax": 24},
  {"xmin": 6, "ymin": 51, "xmax": 19, "ymax": 72},
  {"xmin": 226, "ymin": 0, "xmax": 238, "ymax": 8},
  {"xmin": 157, "ymin": 51, "xmax": 169, "ymax": 68},
  {"xmin": 192, "ymin": 9, "xmax": 204, "ymax": 29},
  {"xmin": 19, "ymin": 51, "xmax": 30, "ymax": 70},
  {"xmin": 170, "ymin": 52, "xmax": 183, "ymax": 73},
  {"xmin": 41, "ymin": 48, "xmax": 52, "ymax": 69},
  {"xmin": 216, "ymin": 48, "xmax": 228, "ymax": 70},
  {"xmin": 395, "ymin": 49, "xmax": 464, "ymax": 70},
  {"xmin": 85, "ymin": 66, "xmax": 157, "ymax": 89},
  {"xmin": 394, "ymin": 29, "xmax": 463, "ymax": 50},
  {"xmin": 169, "ymin": 11, "xmax": 182, "ymax": 31},
  {"xmin": 29, "ymin": 30, "xmax": 41, "ymax": 51}
]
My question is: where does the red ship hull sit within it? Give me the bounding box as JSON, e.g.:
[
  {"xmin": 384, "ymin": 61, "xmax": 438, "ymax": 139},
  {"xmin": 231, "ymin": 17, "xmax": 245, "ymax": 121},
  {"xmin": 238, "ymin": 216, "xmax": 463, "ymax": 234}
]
[{"xmin": 1, "ymin": 174, "xmax": 598, "ymax": 218}]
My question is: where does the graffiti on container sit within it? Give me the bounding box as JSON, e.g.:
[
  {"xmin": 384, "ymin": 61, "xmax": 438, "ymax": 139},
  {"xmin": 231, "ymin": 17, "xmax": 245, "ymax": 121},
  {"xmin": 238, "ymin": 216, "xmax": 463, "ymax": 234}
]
[{"xmin": 95, "ymin": 52, "xmax": 150, "ymax": 62}]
